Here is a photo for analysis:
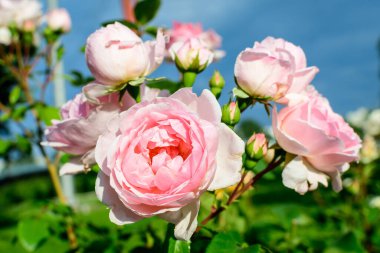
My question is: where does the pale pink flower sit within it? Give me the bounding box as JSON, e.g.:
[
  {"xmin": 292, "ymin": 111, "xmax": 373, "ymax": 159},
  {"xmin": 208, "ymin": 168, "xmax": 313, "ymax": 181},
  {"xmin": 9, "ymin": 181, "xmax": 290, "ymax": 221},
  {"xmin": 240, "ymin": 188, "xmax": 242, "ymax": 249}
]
[
  {"xmin": 95, "ymin": 88, "xmax": 244, "ymax": 240},
  {"xmin": 46, "ymin": 8, "xmax": 71, "ymax": 33},
  {"xmin": 0, "ymin": 0, "xmax": 41, "ymax": 28},
  {"xmin": 85, "ymin": 22, "xmax": 165, "ymax": 86},
  {"xmin": 234, "ymin": 37, "xmax": 319, "ymax": 103},
  {"xmin": 272, "ymin": 93, "xmax": 361, "ymax": 194},
  {"xmin": 170, "ymin": 38, "xmax": 213, "ymax": 73},
  {"xmin": 43, "ymin": 92, "xmax": 135, "ymax": 175},
  {"xmin": 166, "ymin": 21, "xmax": 224, "ymax": 60}
]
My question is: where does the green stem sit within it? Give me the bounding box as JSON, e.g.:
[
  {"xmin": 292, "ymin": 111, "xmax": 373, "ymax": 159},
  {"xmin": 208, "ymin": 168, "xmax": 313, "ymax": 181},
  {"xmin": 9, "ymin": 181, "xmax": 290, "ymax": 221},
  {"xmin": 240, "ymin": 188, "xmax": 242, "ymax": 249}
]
[{"xmin": 183, "ymin": 72, "xmax": 197, "ymax": 87}]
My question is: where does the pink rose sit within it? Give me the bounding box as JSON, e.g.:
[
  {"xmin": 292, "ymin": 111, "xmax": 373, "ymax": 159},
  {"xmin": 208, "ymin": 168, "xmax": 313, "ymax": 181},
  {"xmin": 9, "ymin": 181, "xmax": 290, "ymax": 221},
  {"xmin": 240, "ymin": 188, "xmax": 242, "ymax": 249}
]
[
  {"xmin": 95, "ymin": 88, "xmax": 244, "ymax": 240},
  {"xmin": 46, "ymin": 8, "xmax": 71, "ymax": 33},
  {"xmin": 170, "ymin": 38, "xmax": 214, "ymax": 73},
  {"xmin": 234, "ymin": 37, "xmax": 319, "ymax": 103},
  {"xmin": 166, "ymin": 21, "xmax": 224, "ymax": 60},
  {"xmin": 272, "ymin": 93, "xmax": 361, "ymax": 194},
  {"xmin": 43, "ymin": 92, "xmax": 135, "ymax": 175},
  {"xmin": 85, "ymin": 22, "xmax": 165, "ymax": 86}
]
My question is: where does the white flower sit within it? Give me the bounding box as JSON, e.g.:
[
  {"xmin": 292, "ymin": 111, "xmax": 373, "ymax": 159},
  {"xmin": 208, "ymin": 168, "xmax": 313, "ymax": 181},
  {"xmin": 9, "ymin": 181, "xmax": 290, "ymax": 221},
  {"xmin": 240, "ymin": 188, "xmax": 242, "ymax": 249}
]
[
  {"xmin": 0, "ymin": 26, "xmax": 11, "ymax": 45},
  {"xmin": 364, "ymin": 109, "xmax": 380, "ymax": 136},
  {"xmin": 346, "ymin": 107, "xmax": 368, "ymax": 128},
  {"xmin": 0, "ymin": 0, "xmax": 42, "ymax": 28},
  {"xmin": 282, "ymin": 156, "xmax": 329, "ymax": 195}
]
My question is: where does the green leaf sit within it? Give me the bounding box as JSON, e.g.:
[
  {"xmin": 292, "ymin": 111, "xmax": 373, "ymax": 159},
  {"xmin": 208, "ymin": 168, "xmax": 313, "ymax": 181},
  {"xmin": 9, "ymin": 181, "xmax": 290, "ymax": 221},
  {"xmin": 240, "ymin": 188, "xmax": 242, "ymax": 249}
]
[
  {"xmin": 238, "ymin": 244, "xmax": 269, "ymax": 253},
  {"xmin": 18, "ymin": 219, "xmax": 49, "ymax": 252},
  {"xmin": 146, "ymin": 78, "xmax": 180, "ymax": 93},
  {"xmin": 15, "ymin": 135, "xmax": 31, "ymax": 153},
  {"xmin": 56, "ymin": 45, "xmax": 65, "ymax": 61},
  {"xmin": 144, "ymin": 26, "xmax": 158, "ymax": 37},
  {"xmin": 11, "ymin": 105, "xmax": 29, "ymax": 121},
  {"xmin": 134, "ymin": 0, "xmax": 161, "ymax": 25},
  {"xmin": 9, "ymin": 86, "xmax": 21, "ymax": 105},
  {"xmin": 163, "ymin": 224, "xmax": 191, "ymax": 253},
  {"xmin": 0, "ymin": 139, "xmax": 11, "ymax": 155},
  {"xmin": 68, "ymin": 70, "xmax": 95, "ymax": 87},
  {"xmin": 168, "ymin": 239, "xmax": 191, "ymax": 253},
  {"xmin": 36, "ymin": 105, "xmax": 60, "ymax": 126},
  {"xmin": 206, "ymin": 231, "xmax": 243, "ymax": 253},
  {"xmin": 233, "ymin": 87, "xmax": 250, "ymax": 99},
  {"xmin": 101, "ymin": 19, "xmax": 139, "ymax": 30}
]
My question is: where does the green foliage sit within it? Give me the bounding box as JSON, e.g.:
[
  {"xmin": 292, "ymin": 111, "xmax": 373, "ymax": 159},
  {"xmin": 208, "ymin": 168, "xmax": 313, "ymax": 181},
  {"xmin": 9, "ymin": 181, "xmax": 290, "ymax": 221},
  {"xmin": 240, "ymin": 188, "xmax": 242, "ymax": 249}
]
[
  {"xmin": 35, "ymin": 104, "xmax": 60, "ymax": 126},
  {"xmin": 134, "ymin": 0, "xmax": 161, "ymax": 25},
  {"xmin": 18, "ymin": 219, "xmax": 49, "ymax": 252},
  {"xmin": 9, "ymin": 86, "xmax": 21, "ymax": 105},
  {"xmin": 68, "ymin": 70, "xmax": 95, "ymax": 87}
]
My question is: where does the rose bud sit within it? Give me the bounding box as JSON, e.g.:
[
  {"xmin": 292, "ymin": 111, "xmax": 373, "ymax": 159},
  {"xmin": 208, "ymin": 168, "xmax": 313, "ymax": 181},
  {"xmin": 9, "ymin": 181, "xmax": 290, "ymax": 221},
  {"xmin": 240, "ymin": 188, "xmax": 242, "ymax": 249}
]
[
  {"xmin": 209, "ymin": 70, "xmax": 225, "ymax": 99},
  {"xmin": 234, "ymin": 37, "xmax": 319, "ymax": 104},
  {"xmin": 46, "ymin": 8, "xmax": 71, "ymax": 33},
  {"xmin": 166, "ymin": 21, "xmax": 224, "ymax": 60},
  {"xmin": 246, "ymin": 133, "xmax": 268, "ymax": 160},
  {"xmin": 85, "ymin": 22, "xmax": 165, "ymax": 86},
  {"xmin": 273, "ymin": 92, "xmax": 361, "ymax": 194},
  {"xmin": 221, "ymin": 102, "xmax": 241, "ymax": 127},
  {"xmin": 170, "ymin": 38, "xmax": 214, "ymax": 74}
]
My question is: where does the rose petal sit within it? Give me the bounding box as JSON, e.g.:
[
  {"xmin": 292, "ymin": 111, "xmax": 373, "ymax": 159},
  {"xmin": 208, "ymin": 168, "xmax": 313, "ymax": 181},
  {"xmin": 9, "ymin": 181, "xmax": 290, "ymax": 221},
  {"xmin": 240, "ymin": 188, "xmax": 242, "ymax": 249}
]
[
  {"xmin": 95, "ymin": 171, "xmax": 142, "ymax": 224},
  {"xmin": 159, "ymin": 200, "xmax": 200, "ymax": 241},
  {"xmin": 208, "ymin": 123, "xmax": 244, "ymax": 191}
]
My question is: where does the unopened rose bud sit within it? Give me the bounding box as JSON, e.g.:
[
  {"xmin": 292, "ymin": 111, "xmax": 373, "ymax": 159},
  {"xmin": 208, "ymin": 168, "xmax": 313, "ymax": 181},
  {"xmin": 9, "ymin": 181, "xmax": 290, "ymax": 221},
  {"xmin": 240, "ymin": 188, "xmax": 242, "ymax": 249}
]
[
  {"xmin": 170, "ymin": 38, "xmax": 213, "ymax": 74},
  {"xmin": 246, "ymin": 133, "xmax": 268, "ymax": 160},
  {"xmin": 221, "ymin": 102, "xmax": 240, "ymax": 127},
  {"xmin": 209, "ymin": 70, "xmax": 225, "ymax": 99},
  {"xmin": 46, "ymin": 8, "xmax": 71, "ymax": 33},
  {"xmin": 23, "ymin": 20, "xmax": 36, "ymax": 32}
]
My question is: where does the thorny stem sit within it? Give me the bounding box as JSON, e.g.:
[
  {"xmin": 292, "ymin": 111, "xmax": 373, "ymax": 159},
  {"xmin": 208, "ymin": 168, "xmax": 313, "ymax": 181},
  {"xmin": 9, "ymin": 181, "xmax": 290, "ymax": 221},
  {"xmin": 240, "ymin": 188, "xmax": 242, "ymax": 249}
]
[{"xmin": 197, "ymin": 156, "xmax": 285, "ymax": 231}]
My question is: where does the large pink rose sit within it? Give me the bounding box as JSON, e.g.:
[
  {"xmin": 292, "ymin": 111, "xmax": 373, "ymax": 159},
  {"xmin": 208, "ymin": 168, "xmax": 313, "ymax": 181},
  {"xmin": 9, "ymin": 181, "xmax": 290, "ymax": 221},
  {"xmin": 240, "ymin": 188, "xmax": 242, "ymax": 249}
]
[
  {"xmin": 95, "ymin": 88, "xmax": 244, "ymax": 240},
  {"xmin": 166, "ymin": 21, "xmax": 224, "ymax": 60},
  {"xmin": 234, "ymin": 37, "xmax": 319, "ymax": 103},
  {"xmin": 43, "ymin": 92, "xmax": 135, "ymax": 175},
  {"xmin": 272, "ymin": 93, "xmax": 361, "ymax": 194},
  {"xmin": 85, "ymin": 22, "xmax": 165, "ymax": 86}
]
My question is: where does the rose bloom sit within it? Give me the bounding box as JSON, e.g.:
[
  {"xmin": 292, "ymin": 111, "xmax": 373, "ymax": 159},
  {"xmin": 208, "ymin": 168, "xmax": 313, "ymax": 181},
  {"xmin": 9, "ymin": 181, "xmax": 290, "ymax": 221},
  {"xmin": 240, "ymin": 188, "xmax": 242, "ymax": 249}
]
[
  {"xmin": 0, "ymin": 0, "xmax": 42, "ymax": 28},
  {"xmin": 86, "ymin": 22, "xmax": 165, "ymax": 86},
  {"xmin": 273, "ymin": 93, "xmax": 361, "ymax": 194},
  {"xmin": 166, "ymin": 21, "xmax": 224, "ymax": 59},
  {"xmin": 43, "ymin": 92, "xmax": 135, "ymax": 175},
  {"xmin": 234, "ymin": 37, "xmax": 319, "ymax": 103},
  {"xmin": 95, "ymin": 88, "xmax": 244, "ymax": 240},
  {"xmin": 46, "ymin": 8, "xmax": 71, "ymax": 33},
  {"xmin": 170, "ymin": 38, "xmax": 214, "ymax": 73}
]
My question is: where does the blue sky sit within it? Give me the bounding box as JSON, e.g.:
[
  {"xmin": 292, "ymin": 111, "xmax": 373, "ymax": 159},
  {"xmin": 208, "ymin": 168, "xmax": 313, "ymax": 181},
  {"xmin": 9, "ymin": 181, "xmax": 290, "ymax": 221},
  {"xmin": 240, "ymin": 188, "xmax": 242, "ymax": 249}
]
[{"xmin": 56, "ymin": 0, "xmax": 379, "ymax": 123}]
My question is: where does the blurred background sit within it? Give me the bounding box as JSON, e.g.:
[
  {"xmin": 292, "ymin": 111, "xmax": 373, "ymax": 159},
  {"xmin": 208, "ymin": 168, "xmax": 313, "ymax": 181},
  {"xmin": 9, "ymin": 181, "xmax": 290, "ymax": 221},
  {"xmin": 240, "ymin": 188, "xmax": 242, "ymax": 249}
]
[{"xmin": 1, "ymin": 0, "xmax": 380, "ymax": 252}]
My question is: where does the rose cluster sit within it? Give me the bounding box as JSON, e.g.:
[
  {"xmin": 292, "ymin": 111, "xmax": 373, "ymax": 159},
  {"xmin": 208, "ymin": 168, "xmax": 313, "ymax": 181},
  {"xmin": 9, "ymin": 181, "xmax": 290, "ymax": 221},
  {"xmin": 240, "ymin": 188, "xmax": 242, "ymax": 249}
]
[
  {"xmin": 44, "ymin": 21, "xmax": 361, "ymax": 240},
  {"xmin": 0, "ymin": 0, "xmax": 71, "ymax": 46}
]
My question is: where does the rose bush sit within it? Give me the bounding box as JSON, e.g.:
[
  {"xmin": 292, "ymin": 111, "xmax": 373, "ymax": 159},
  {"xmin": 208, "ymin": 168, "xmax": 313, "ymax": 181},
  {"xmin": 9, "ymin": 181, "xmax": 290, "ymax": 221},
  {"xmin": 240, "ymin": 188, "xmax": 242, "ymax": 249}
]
[{"xmin": 95, "ymin": 88, "xmax": 244, "ymax": 240}]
